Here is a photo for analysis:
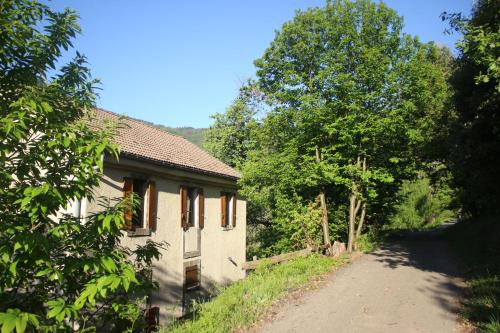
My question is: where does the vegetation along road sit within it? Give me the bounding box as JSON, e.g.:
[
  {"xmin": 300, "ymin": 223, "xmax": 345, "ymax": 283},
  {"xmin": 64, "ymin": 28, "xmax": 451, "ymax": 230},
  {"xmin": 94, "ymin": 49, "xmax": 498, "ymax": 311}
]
[{"xmin": 259, "ymin": 227, "xmax": 463, "ymax": 333}]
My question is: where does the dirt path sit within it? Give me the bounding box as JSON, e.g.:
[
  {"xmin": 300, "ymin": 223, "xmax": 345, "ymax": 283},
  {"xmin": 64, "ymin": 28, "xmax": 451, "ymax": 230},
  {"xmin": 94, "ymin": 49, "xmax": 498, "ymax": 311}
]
[{"xmin": 258, "ymin": 228, "xmax": 464, "ymax": 333}]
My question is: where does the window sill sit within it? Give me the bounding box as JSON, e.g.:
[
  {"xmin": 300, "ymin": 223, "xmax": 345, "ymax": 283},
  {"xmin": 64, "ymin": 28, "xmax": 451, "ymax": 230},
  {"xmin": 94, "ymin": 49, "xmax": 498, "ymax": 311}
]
[
  {"xmin": 127, "ymin": 228, "xmax": 151, "ymax": 237},
  {"xmin": 184, "ymin": 251, "xmax": 201, "ymax": 259},
  {"xmin": 222, "ymin": 226, "xmax": 235, "ymax": 231}
]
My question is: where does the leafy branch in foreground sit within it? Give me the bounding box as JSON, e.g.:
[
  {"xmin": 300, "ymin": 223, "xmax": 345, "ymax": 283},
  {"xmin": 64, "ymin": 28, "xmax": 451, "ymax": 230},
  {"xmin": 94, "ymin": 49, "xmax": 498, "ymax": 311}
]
[{"xmin": 0, "ymin": 1, "xmax": 163, "ymax": 331}]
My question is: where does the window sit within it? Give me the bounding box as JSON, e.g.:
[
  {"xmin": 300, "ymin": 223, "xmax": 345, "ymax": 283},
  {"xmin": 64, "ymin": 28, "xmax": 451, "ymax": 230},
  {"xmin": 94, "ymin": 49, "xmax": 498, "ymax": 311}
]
[
  {"xmin": 123, "ymin": 177, "xmax": 156, "ymax": 231},
  {"xmin": 181, "ymin": 186, "xmax": 204, "ymax": 229},
  {"xmin": 184, "ymin": 264, "xmax": 200, "ymax": 291},
  {"xmin": 220, "ymin": 192, "xmax": 236, "ymax": 228}
]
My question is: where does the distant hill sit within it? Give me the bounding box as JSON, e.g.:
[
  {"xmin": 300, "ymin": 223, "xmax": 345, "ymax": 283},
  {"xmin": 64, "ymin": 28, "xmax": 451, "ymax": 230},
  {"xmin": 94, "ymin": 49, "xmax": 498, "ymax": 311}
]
[
  {"xmin": 162, "ymin": 126, "xmax": 206, "ymax": 147},
  {"xmin": 142, "ymin": 120, "xmax": 207, "ymax": 147}
]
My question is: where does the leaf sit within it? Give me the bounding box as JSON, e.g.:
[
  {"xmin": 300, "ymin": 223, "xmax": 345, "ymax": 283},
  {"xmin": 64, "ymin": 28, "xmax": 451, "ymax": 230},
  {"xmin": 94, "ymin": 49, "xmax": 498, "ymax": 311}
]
[
  {"xmin": 13, "ymin": 243, "xmax": 21, "ymax": 252},
  {"xmin": 1, "ymin": 318, "xmax": 16, "ymax": 333},
  {"xmin": 102, "ymin": 215, "xmax": 112, "ymax": 232},
  {"xmin": 15, "ymin": 315, "xmax": 27, "ymax": 333},
  {"xmin": 9, "ymin": 261, "xmax": 18, "ymax": 277},
  {"xmin": 0, "ymin": 310, "xmax": 18, "ymax": 333},
  {"xmin": 100, "ymin": 257, "xmax": 116, "ymax": 273}
]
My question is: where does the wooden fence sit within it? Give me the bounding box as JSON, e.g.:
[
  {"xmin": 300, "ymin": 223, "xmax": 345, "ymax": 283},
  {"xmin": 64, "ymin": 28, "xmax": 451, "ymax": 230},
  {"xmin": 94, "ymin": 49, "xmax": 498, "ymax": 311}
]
[{"xmin": 242, "ymin": 247, "xmax": 314, "ymax": 270}]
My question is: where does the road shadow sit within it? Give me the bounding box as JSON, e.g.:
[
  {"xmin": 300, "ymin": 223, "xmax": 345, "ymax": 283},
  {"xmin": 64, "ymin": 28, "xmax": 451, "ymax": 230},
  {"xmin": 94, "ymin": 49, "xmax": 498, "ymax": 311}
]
[{"xmin": 370, "ymin": 223, "xmax": 465, "ymax": 317}]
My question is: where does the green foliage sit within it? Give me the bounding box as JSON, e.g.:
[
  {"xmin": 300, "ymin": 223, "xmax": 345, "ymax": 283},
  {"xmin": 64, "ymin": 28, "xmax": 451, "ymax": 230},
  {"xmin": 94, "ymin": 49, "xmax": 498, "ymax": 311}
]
[
  {"xmin": 354, "ymin": 230, "xmax": 382, "ymax": 253},
  {"xmin": 0, "ymin": 1, "xmax": 162, "ymax": 331},
  {"xmin": 204, "ymin": 85, "xmax": 260, "ymax": 169},
  {"xmin": 387, "ymin": 176, "xmax": 456, "ymax": 230},
  {"xmin": 446, "ymin": 217, "xmax": 500, "ymax": 332},
  {"xmin": 237, "ymin": 0, "xmax": 449, "ymax": 255},
  {"xmin": 162, "ymin": 254, "xmax": 346, "ymax": 333},
  {"xmin": 442, "ymin": 0, "xmax": 500, "ymax": 216}
]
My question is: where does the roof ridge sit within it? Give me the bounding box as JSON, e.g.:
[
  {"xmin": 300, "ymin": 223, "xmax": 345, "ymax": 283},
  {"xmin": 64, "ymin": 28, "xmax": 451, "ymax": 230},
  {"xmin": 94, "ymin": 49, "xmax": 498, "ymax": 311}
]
[{"xmin": 94, "ymin": 107, "xmax": 189, "ymax": 142}]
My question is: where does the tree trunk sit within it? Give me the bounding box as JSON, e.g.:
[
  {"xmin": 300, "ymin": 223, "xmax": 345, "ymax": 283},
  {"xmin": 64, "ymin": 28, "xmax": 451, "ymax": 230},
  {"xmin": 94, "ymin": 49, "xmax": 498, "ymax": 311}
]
[
  {"xmin": 348, "ymin": 192, "xmax": 357, "ymax": 253},
  {"xmin": 316, "ymin": 147, "xmax": 331, "ymax": 248},
  {"xmin": 355, "ymin": 203, "xmax": 367, "ymax": 241},
  {"xmin": 354, "ymin": 158, "xmax": 367, "ymax": 244},
  {"xmin": 319, "ymin": 190, "xmax": 331, "ymax": 248},
  {"xmin": 347, "ymin": 156, "xmax": 361, "ymax": 253}
]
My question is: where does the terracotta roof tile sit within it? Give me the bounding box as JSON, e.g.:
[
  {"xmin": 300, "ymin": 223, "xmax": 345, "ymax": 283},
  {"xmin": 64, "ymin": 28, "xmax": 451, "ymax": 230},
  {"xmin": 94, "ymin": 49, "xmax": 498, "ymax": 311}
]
[{"xmin": 89, "ymin": 108, "xmax": 240, "ymax": 180}]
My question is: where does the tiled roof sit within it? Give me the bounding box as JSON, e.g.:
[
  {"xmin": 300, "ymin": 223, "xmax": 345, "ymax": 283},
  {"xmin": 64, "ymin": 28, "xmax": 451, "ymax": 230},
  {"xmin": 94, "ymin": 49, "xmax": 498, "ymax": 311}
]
[{"xmin": 89, "ymin": 108, "xmax": 240, "ymax": 180}]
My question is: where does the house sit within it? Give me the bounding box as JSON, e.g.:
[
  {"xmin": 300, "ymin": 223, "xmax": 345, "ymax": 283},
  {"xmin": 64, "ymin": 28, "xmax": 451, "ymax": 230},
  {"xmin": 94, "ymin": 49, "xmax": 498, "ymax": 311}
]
[{"xmin": 71, "ymin": 108, "xmax": 246, "ymax": 321}]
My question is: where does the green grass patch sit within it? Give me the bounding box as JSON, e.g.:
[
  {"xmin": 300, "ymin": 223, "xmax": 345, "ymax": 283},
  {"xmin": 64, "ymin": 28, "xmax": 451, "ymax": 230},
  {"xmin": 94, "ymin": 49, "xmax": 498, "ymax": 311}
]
[
  {"xmin": 446, "ymin": 216, "xmax": 500, "ymax": 332},
  {"xmin": 162, "ymin": 254, "xmax": 347, "ymax": 333},
  {"xmin": 355, "ymin": 230, "xmax": 383, "ymax": 253}
]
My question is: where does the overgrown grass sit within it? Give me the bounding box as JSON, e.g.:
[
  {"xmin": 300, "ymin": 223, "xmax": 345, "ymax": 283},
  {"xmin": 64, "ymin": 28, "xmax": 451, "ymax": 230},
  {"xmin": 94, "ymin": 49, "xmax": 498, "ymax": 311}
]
[
  {"xmin": 162, "ymin": 254, "xmax": 347, "ymax": 333},
  {"xmin": 446, "ymin": 216, "xmax": 500, "ymax": 332},
  {"xmin": 355, "ymin": 230, "xmax": 384, "ymax": 253}
]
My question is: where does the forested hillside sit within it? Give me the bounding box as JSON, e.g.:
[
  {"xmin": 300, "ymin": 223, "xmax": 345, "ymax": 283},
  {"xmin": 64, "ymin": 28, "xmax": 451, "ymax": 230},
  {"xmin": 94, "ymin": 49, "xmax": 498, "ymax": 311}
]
[{"xmin": 142, "ymin": 121, "xmax": 206, "ymax": 147}]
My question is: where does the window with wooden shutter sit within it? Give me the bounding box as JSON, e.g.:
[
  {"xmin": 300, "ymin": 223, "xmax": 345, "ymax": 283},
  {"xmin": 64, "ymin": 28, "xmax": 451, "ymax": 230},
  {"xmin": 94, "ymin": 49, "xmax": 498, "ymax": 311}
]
[
  {"xmin": 147, "ymin": 181, "xmax": 156, "ymax": 230},
  {"xmin": 220, "ymin": 192, "xmax": 227, "ymax": 227},
  {"xmin": 184, "ymin": 265, "xmax": 200, "ymax": 291},
  {"xmin": 198, "ymin": 189, "xmax": 204, "ymax": 229},
  {"xmin": 231, "ymin": 193, "xmax": 237, "ymax": 228},
  {"xmin": 180, "ymin": 186, "xmax": 188, "ymax": 229},
  {"xmin": 123, "ymin": 178, "xmax": 133, "ymax": 230}
]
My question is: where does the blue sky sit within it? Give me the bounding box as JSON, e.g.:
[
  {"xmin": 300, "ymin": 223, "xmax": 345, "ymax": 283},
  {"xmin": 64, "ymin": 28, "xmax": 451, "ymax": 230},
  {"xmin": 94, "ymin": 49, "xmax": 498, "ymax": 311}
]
[{"xmin": 48, "ymin": 0, "xmax": 472, "ymax": 128}]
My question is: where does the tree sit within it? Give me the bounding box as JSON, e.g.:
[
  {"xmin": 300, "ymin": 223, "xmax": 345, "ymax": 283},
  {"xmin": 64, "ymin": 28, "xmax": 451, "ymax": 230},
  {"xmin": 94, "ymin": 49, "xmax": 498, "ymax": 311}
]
[
  {"xmin": 0, "ymin": 1, "xmax": 161, "ymax": 331},
  {"xmin": 246, "ymin": 0, "xmax": 448, "ymax": 253},
  {"xmin": 443, "ymin": 0, "xmax": 500, "ymax": 216},
  {"xmin": 204, "ymin": 84, "xmax": 260, "ymax": 169}
]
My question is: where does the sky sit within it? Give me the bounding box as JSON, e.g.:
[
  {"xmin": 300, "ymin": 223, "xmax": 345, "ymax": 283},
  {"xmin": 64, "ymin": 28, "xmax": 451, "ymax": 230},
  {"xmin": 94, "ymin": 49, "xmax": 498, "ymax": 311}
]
[{"xmin": 47, "ymin": 0, "xmax": 473, "ymax": 128}]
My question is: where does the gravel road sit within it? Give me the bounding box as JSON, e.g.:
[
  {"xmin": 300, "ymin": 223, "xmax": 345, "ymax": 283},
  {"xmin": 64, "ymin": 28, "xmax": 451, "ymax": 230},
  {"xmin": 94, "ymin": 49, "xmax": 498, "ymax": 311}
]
[{"xmin": 259, "ymin": 228, "xmax": 463, "ymax": 333}]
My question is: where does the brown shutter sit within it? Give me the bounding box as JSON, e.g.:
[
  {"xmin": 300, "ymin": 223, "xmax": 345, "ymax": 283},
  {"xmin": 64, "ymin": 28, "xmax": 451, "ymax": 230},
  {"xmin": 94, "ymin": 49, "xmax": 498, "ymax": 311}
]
[
  {"xmin": 220, "ymin": 192, "xmax": 227, "ymax": 227},
  {"xmin": 181, "ymin": 186, "xmax": 188, "ymax": 229},
  {"xmin": 123, "ymin": 178, "xmax": 133, "ymax": 230},
  {"xmin": 147, "ymin": 181, "xmax": 156, "ymax": 230},
  {"xmin": 232, "ymin": 193, "xmax": 237, "ymax": 228},
  {"xmin": 198, "ymin": 189, "xmax": 204, "ymax": 229}
]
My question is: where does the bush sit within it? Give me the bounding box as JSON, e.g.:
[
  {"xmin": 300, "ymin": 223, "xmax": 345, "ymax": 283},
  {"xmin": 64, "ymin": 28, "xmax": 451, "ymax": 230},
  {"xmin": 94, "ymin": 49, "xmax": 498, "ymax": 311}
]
[{"xmin": 388, "ymin": 177, "xmax": 456, "ymax": 230}]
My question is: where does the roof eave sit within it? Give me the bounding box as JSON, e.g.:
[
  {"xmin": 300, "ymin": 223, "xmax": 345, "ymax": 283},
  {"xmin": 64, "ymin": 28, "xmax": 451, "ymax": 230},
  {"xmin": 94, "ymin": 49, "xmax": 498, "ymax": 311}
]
[{"xmin": 117, "ymin": 151, "xmax": 241, "ymax": 181}]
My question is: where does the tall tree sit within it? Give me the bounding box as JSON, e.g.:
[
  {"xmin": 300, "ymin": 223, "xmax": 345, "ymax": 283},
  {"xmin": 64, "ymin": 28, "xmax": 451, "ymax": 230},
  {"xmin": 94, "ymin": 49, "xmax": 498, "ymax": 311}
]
[
  {"xmin": 443, "ymin": 0, "xmax": 500, "ymax": 216},
  {"xmin": 0, "ymin": 1, "xmax": 161, "ymax": 332},
  {"xmin": 247, "ymin": 0, "xmax": 448, "ymax": 253},
  {"xmin": 204, "ymin": 84, "xmax": 260, "ymax": 169}
]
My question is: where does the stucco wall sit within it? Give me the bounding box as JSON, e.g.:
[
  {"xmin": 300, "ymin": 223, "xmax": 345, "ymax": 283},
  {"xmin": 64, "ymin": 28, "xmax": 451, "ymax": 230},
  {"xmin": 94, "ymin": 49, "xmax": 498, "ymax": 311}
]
[{"xmin": 84, "ymin": 156, "xmax": 246, "ymax": 320}]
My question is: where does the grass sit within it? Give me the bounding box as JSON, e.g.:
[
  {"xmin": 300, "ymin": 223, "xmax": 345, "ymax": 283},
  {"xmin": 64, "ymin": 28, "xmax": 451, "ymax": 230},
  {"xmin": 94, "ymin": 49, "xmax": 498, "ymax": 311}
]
[
  {"xmin": 446, "ymin": 216, "xmax": 500, "ymax": 332},
  {"xmin": 161, "ymin": 254, "xmax": 348, "ymax": 333}
]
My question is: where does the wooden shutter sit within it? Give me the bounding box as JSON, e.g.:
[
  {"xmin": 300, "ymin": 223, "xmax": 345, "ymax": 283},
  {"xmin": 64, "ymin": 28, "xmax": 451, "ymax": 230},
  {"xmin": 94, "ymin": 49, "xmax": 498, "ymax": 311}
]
[
  {"xmin": 123, "ymin": 178, "xmax": 133, "ymax": 230},
  {"xmin": 220, "ymin": 192, "xmax": 227, "ymax": 227},
  {"xmin": 184, "ymin": 265, "xmax": 200, "ymax": 290},
  {"xmin": 232, "ymin": 193, "xmax": 237, "ymax": 228},
  {"xmin": 181, "ymin": 186, "xmax": 188, "ymax": 229},
  {"xmin": 198, "ymin": 189, "xmax": 204, "ymax": 229},
  {"xmin": 147, "ymin": 181, "xmax": 156, "ymax": 230}
]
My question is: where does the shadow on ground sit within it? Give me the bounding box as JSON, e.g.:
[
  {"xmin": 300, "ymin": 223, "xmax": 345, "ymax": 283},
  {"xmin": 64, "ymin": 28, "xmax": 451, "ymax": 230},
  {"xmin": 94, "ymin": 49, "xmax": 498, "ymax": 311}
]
[{"xmin": 370, "ymin": 223, "xmax": 465, "ymax": 318}]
